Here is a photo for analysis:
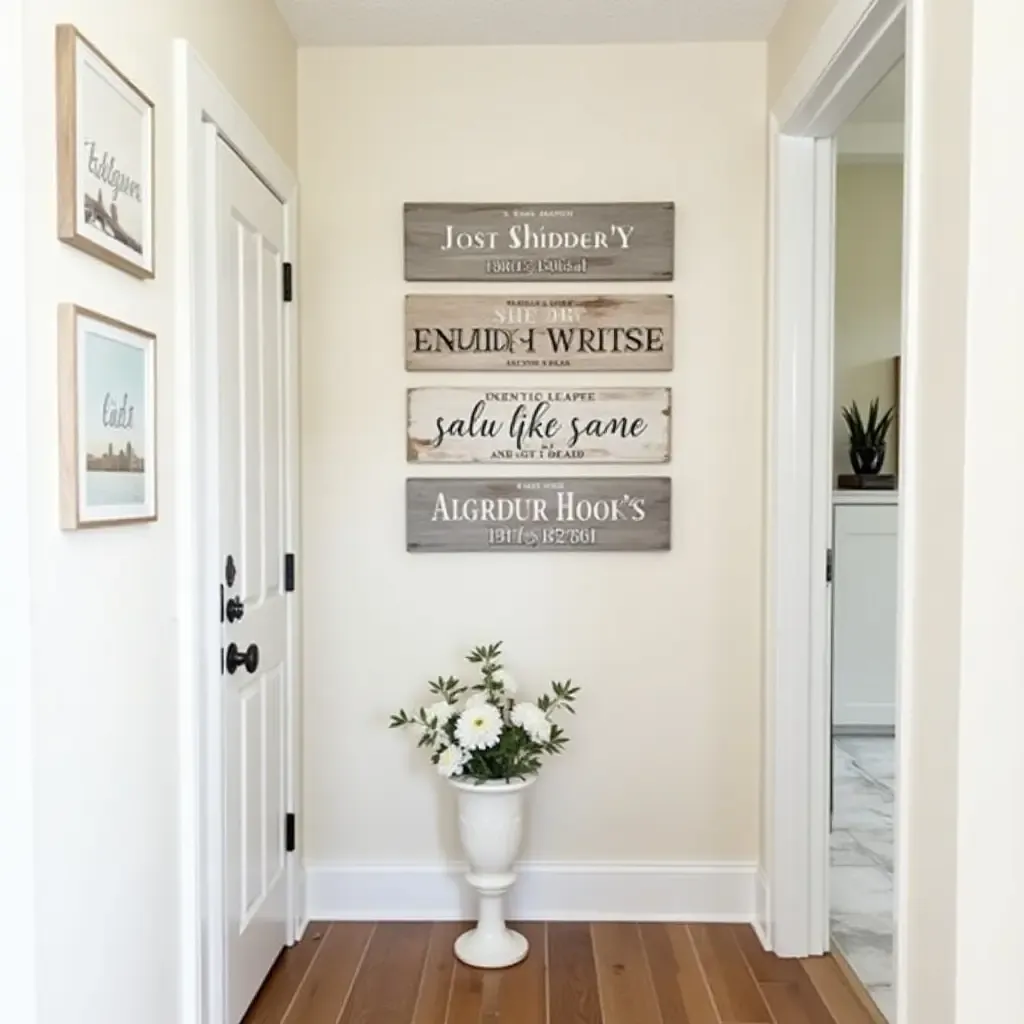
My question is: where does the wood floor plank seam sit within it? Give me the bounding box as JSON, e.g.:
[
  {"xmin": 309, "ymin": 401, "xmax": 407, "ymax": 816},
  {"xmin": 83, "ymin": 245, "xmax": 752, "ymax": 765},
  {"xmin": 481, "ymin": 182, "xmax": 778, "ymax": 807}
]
[
  {"xmin": 635, "ymin": 923, "xmax": 668, "ymax": 1024},
  {"xmin": 542, "ymin": 922, "xmax": 550, "ymax": 1024},
  {"xmin": 586, "ymin": 924, "xmax": 609, "ymax": 1024},
  {"xmin": 279, "ymin": 922, "xmax": 334, "ymax": 1024},
  {"xmin": 331, "ymin": 923, "xmax": 377, "ymax": 1024},
  {"xmin": 440, "ymin": 934, "xmax": 459, "ymax": 1024},
  {"xmin": 728, "ymin": 926, "xmax": 782, "ymax": 1024},
  {"xmin": 685, "ymin": 925, "xmax": 724, "ymax": 1023},
  {"xmin": 409, "ymin": 924, "xmax": 439, "ymax": 1024}
]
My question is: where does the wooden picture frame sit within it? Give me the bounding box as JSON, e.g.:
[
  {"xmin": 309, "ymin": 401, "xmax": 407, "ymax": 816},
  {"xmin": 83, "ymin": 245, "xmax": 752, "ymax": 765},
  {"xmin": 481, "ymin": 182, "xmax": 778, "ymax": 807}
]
[
  {"xmin": 893, "ymin": 354, "xmax": 901, "ymax": 478},
  {"xmin": 58, "ymin": 304, "xmax": 157, "ymax": 529},
  {"xmin": 55, "ymin": 25, "xmax": 155, "ymax": 278}
]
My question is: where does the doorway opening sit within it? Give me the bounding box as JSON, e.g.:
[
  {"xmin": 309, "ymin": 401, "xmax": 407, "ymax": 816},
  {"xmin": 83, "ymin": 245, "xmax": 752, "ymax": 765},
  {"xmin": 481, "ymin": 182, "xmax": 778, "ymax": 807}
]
[
  {"xmin": 763, "ymin": 0, "xmax": 908, "ymax": 1010},
  {"xmin": 828, "ymin": 57, "xmax": 905, "ymax": 1022}
]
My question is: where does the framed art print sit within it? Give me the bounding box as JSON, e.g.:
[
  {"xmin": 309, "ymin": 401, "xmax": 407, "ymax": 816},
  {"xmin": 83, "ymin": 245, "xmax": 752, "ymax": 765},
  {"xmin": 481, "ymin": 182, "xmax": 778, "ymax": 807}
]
[
  {"xmin": 55, "ymin": 25, "xmax": 155, "ymax": 278},
  {"xmin": 58, "ymin": 305, "xmax": 157, "ymax": 529}
]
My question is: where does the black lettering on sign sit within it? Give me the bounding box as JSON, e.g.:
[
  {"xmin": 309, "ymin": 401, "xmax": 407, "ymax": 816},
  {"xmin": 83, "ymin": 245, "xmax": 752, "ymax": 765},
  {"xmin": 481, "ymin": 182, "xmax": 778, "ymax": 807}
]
[{"xmin": 407, "ymin": 388, "xmax": 671, "ymax": 465}]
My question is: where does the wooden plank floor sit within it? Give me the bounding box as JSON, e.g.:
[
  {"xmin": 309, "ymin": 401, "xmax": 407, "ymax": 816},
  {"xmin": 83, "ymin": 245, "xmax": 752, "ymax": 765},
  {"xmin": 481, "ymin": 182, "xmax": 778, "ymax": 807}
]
[{"xmin": 243, "ymin": 922, "xmax": 882, "ymax": 1024}]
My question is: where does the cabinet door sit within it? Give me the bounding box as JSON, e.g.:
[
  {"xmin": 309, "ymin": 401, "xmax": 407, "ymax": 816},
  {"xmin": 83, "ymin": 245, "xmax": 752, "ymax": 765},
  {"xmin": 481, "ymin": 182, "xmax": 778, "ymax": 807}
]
[{"xmin": 831, "ymin": 503, "xmax": 898, "ymax": 730}]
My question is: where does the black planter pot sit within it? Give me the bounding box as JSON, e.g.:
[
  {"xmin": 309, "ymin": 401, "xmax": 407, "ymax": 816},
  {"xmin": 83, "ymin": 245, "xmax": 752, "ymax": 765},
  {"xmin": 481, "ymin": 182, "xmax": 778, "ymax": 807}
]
[{"xmin": 849, "ymin": 445, "xmax": 886, "ymax": 475}]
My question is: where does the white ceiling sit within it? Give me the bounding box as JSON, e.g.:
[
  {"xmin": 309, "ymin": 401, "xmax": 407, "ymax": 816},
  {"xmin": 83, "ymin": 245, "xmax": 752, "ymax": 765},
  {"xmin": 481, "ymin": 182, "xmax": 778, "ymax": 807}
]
[
  {"xmin": 277, "ymin": 0, "xmax": 790, "ymax": 47},
  {"xmin": 848, "ymin": 59, "xmax": 905, "ymax": 123}
]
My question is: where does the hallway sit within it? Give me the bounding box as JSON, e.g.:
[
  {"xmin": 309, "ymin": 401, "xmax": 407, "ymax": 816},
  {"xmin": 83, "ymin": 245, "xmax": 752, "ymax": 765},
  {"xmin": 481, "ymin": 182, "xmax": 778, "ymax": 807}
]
[{"xmin": 243, "ymin": 921, "xmax": 881, "ymax": 1023}]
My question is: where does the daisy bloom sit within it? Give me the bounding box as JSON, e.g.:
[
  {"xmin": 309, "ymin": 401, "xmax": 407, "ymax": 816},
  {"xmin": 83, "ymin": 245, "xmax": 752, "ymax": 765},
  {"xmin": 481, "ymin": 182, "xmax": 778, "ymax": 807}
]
[
  {"xmin": 424, "ymin": 700, "xmax": 457, "ymax": 727},
  {"xmin": 436, "ymin": 745, "xmax": 469, "ymax": 778},
  {"xmin": 511, "ymin": 702, "xmax": 552, "ymax": 744},
  {"xmin": 495, "ymin": 671, "xmax": 518, "ymax": 697},
  {"xmin": 455, "ymin": 704, "xmax": 503, "ymax": 751}
]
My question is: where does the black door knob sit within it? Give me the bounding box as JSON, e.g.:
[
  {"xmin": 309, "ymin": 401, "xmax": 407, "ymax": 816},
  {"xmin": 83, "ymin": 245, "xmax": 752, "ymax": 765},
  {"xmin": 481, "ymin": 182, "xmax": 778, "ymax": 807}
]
[
  {"xmin": 226, "ymin": 597, "xmax": 245, "ymax": 623},
  {"xmin": 225, "ymin": 642, "xmax": 259, "ymax": 674}
]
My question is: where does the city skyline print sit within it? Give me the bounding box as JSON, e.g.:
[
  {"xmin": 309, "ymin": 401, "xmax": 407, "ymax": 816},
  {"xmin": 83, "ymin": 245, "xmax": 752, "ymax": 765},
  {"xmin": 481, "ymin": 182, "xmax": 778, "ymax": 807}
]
[
  {"xmin": 59, "ymin": 305, "xmax": 157, "ymax": 529},
  {"xmin": 56, "ymin": 25, "xmax": 155, "ymax": 278}
]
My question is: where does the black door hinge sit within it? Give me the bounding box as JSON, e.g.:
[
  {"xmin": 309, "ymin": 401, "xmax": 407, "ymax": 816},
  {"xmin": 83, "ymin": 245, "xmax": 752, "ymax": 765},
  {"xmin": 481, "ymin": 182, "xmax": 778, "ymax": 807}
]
[
  {"xmin": 282, "ymin": 262, "xmax": 294, "ymax": 303},
  {"xmin": 284, "ymin": 553, "xmax": 296, "ymax": 593},
  {"xmin": 826, "ymin": 548, "xmax": 834, "ymax": 584},
  {"xmin": 285, "ymin": 813, "xmax": 296, "ymax": 853}
]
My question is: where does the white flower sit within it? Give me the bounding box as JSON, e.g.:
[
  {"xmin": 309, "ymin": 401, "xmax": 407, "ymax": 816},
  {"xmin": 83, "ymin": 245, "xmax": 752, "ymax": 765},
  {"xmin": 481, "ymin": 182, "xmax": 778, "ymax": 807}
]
[
  {"xmin": 425, "ymin": 700, "xmax": 457, "ymax": 727},
  {"xmin": 436, "ymin": 745, "xmax": 469, "ymax": 778},
  {"xmin": 455, "ymin": 704, "xmax": 503, "ymax": 750},
  {"xmin": 465, "ymin": 692, "xmax": 489, "ymax": 709},
  {"xmin": 511, "ymin": 702, "xmax": 552, "ymax": 744},
  {"xmin": 495, "ymin": 671, "xmax": 519, "ymax": 696}
]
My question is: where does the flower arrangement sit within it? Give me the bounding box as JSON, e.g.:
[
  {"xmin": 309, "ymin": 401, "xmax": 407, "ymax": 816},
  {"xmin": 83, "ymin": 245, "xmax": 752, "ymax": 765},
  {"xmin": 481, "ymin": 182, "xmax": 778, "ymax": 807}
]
[{"xmin": 389, "ymin": 642, "xmax": 579, "ymax": 782}]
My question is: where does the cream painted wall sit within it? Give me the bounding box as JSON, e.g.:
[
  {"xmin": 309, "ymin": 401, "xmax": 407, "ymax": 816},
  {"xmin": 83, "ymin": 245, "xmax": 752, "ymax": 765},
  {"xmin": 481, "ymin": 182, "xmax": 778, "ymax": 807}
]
[
  {"xmin": 833, "ymin": 163, "xmax": 903, "ymax": 479},
  {"xmin": 298, "ymin": 44, "xmax": 767, "ymax": 868},
  {"xmin": 768, "ymin": 0, "xmax": 839, "ymax": 104},
  {"xmin": 20, "ymin": 3, "xmax": 295, "ymax": 1023}
]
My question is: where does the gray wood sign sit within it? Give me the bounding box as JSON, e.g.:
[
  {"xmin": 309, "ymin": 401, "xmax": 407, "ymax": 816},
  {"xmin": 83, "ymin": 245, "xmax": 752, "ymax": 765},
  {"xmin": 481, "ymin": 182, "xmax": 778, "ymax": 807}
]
[
  {"xmin": 404, "ymin": 202, "xmax": 674, "ymax": 281},
  {"xmin": 406, "ymin": 477, "xmax": 671, "ymax": 553},
  {"xmin": 405, "ymin": 294, "xmax": 674, "ymax": 372},
  {"xmin": 407, "ymin": 387, "xmax": 671, "ymax": 465}
]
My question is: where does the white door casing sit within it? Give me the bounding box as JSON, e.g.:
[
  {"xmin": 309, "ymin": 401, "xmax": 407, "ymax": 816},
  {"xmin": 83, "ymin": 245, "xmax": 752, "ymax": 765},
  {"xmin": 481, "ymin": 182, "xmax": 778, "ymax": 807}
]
[
  {"xmin": 765, "ymin": 0, "xmax": 906, "ymax": 957},
  {"xmin": 217, "ymin": 138, "xmax": 291, "ymax": 1024},
  {"xmin": 174, "ymin": 43, "xmax": 302, "ymax": 1024}
]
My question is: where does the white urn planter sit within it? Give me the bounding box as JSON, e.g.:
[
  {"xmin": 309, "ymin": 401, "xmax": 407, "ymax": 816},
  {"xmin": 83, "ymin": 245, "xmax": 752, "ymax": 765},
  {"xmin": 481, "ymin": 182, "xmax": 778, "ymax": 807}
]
[{"xmin": 450, "ymin": 774, "xmax": 536, "ymax": 969}]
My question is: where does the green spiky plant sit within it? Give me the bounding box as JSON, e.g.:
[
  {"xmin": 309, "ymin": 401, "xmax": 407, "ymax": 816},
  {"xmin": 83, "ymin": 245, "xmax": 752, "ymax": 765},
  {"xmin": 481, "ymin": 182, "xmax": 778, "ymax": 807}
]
[{"xmin": 841, "ymin": 398, "xmax": 895, "ymax": 474}]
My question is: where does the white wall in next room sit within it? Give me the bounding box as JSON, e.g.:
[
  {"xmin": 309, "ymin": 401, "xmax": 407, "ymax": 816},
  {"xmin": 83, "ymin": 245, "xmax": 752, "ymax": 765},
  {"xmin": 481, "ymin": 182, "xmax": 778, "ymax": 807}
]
[{"xmin": 833, "ymin": 162, "xmax": 904, "ymax": 479}]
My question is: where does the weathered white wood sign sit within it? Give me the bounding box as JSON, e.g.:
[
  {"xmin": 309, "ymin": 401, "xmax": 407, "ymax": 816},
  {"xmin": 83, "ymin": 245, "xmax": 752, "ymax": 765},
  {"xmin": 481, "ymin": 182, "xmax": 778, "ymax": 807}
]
[
  {"xmin": 407, "ymin": 477, "xmax": 672, "ymax": 552},
  {"xmin": 404, "ymin": 202, "xmax": 675, "ymax": 281},
  {"xmin": 405, "ymin": 294, "xmax": 673, "ymax": 372},
  {"xmin": 407, "ymin": 387, "xmax": 671, "ymax": 464}
]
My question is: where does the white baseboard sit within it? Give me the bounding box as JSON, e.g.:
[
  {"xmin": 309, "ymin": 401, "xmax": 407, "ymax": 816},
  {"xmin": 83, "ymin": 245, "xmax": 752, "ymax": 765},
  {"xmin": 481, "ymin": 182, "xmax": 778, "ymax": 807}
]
[
  {"xmin": 754, "ymin": 866, "xmax": 771, "ymax": 949},
  {"xmin": 306, "ymin": 860, "xmax": 757, "ymax": 922}
]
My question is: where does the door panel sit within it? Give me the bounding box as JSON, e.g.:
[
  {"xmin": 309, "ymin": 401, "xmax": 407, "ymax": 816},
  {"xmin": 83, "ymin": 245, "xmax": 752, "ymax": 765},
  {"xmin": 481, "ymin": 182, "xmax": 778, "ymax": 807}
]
[{"xmin": 217, "ymin": 137, "xmax": 290, "ymax": 1024}]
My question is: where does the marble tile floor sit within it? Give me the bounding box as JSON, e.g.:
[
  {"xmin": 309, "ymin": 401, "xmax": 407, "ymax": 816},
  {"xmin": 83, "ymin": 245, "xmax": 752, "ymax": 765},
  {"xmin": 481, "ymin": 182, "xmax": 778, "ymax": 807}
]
[{"xmin": 831, "ymin": 736, "xmax": 896, "ymax": 1021}]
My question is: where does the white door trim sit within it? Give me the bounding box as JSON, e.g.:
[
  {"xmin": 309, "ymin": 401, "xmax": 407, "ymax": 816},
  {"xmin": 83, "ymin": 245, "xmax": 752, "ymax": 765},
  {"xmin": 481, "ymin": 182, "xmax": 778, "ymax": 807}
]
[
  {"xmin": 174, "ymin": 41, "xmax": 303, "ymax": 1024},
  {"xmin": 764, "ymin": 0, "xmax": 906, "ymax": 957},
  {"xmin": 0, "ymin": 2, "xmax": 37, "ymax": 1021}
]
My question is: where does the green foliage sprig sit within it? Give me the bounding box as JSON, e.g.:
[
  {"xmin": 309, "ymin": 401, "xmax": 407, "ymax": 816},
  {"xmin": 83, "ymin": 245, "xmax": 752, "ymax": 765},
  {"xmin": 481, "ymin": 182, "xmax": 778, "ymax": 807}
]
[{"xmin": 389, "ymin": 641, "xmax": 579, "ymax": 783}]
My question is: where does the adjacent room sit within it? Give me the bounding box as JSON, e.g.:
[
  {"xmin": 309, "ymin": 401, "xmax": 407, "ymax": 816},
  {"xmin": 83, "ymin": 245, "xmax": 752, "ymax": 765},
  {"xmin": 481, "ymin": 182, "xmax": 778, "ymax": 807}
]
[{"xmin": 828, "ymin": 57, "xmax": 905, "ymax": 1023}]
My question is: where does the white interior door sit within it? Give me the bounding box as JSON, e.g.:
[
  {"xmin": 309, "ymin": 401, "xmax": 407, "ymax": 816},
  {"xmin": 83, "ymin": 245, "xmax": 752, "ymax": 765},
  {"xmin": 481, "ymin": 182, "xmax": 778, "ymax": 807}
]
[{"xmin": 216, "ymin": 137, "xmax": 291, "ymax": 1024}]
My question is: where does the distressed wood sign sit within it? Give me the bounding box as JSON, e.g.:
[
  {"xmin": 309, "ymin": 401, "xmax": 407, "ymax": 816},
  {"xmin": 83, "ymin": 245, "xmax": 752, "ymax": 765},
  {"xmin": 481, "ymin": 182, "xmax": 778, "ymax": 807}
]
[
  {"xmin": 405, "ymin": 294, "xmax": 673, "ymax": 372},
  {"xmin": 406, "ymin": 477, "xmax": 671, "ymax": 552},
  {"xmin": 404, "ymin": 202, "xmax": 674, "ymax": 281},
  {"xmin": 407, "ymin": 387, "xmax": 671, "ymax": 464}
]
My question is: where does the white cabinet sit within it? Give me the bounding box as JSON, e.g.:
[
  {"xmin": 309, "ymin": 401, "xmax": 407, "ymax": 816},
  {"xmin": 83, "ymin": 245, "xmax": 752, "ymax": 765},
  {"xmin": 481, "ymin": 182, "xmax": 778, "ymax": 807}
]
[{"xmin": 831, "ymin": 495, "xmax": 898, "ymax": 731}]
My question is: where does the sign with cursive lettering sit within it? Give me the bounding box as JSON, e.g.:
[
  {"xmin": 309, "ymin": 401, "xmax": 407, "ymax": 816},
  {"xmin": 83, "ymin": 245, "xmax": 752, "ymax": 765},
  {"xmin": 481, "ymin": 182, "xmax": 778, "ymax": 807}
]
[
  {"xmin": 56, "ymin": 25, "xmax": 155, "ymax": 278},
  {"xmin": 407, "ymin": 478, "xmax": 671, "ymax": 552},
  {"xmin": 405, "ymin": 294, "xmax": 673, "ymax": 372},
  {"xmin": 407, "ymin": 387, "xmax": 671, "ymax": 464},
  {"xmin": 404, "ymin": 203, "xmax": 674, "ymax": 281}
]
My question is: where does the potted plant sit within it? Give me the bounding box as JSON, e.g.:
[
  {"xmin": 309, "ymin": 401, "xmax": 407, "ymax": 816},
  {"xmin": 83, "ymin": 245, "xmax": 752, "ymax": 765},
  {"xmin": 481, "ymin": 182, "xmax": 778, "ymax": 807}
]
[
  {"xmin": 841, "ymin": 397, "xmax": 895, "ymax": 475},
  {"xmin": 389, "ymin": 641, "xmax": 579, "ymax": 969}
]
